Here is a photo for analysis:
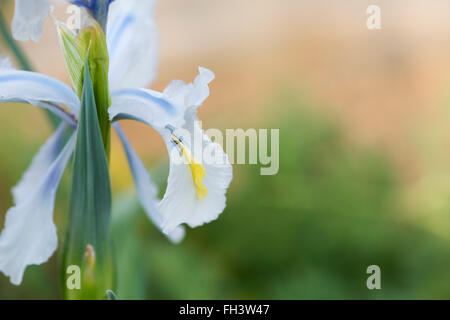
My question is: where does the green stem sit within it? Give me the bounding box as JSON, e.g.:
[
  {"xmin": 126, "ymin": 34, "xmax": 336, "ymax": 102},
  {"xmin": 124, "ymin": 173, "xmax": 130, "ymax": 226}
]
[{"xmin": 0, "ymin": 12, "xmax": 60, "ymax": 128}]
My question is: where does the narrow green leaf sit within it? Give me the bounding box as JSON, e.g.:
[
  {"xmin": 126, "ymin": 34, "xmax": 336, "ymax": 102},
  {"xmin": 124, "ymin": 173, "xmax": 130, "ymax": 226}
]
[
  {"xmin": 62, "ymin": 58, "xmax": 114, "ymax": 300},
  {"xmin": 81, "ymin": 25, "xmax": 112, "ymax": 157},
  {"xmin": 57, "ymin": 21, "xmax": 111, "ymax": 155},
  {"xmin": 57, "ymin": 24, "xmax": 84, "ymax": 98}
]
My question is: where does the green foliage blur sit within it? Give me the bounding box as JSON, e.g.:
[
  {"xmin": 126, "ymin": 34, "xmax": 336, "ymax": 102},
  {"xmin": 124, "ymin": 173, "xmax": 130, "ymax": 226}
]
[{"xmin": 1, "ymin": 95, "xmax": 450, "ymax": 299}]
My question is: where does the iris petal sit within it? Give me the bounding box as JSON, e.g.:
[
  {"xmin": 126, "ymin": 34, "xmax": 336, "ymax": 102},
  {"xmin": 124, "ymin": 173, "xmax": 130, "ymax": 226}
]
[
  {"xmin": 114, "ymin": 124, "xmax": 185, "ymax": 243},
  {"xmin": 0, "ymin": 133, "xmax": 76, "ymax": 285},
  {"xmin": 0, "ymin": 70, "xmax": 80, "ymax": 117},
  {"xmin": 12, "ymin": 123, "xmax": 70, "ymax": 204},
  {"xmin": 12, "ymin": 0, "xmax": 51, "ymax": 42},
  {"xmin": 107, "ymin": 0, "xmax": 158, "ymax": 90},
  {"xmin": 109, "ymin": 88, "xmax": 179, "ymax": 128},
  {"xmin": 163, "ymin": 67, "xmax": 216, "ymax": 116},
  {"xmin": 0, "ymin": 55, "xmax": 13, "ymax": 70},
  {"xmin": 160, "ymin": 122, "xmax": 232, "ymax": 234},
  {"xmin": 110, "ymin": 67, "xmax": 232, "ymax": 235}
]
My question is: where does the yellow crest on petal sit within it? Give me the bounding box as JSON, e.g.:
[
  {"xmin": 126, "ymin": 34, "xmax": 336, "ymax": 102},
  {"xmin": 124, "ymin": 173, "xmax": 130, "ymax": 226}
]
[{"xmin": 172, "ymin": 135, "xmax": 208, "ymax": 201}]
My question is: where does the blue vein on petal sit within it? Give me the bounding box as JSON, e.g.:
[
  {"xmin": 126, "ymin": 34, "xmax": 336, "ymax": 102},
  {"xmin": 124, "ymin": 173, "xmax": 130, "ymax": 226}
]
[
  {"xmin": 107, "ymin": 15, "xmax": 135, "ymax": 54},
  {"xmin": 112, "ymin": 89, "xmax": 177, "ymax": 117},
  {"xmin": 0, "ymin": 73, "xmax": 79, "ymax": 109},
  {"xmin": 39, "ymin": 133, "xmax": 76, "ymax": 196}
]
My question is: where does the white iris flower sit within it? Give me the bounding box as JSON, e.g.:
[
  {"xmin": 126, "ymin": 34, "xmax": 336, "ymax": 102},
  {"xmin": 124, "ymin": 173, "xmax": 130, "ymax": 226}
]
[{"xmin": 0, "ymin": 0, "xmax": 232, "ymax": 285}]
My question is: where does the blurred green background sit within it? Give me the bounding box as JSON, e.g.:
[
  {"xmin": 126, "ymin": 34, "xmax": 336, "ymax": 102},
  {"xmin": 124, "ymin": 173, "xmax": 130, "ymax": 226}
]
[{"xmin": 2, "ymin": 0, "xmax": 450, "ymax": 299}]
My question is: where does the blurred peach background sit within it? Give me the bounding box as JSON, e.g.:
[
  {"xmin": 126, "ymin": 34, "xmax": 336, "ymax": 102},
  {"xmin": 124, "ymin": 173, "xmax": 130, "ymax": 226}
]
[{"xmin": 3, "ymin": 0, "xmax": 448, "ymax": 174}]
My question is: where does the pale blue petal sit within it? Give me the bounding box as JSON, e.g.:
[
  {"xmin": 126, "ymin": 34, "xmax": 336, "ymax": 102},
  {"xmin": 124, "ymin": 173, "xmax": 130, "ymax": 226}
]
[
  {"xmin": 107, "ymin": 0, "xmax": 158, "ymax": 90},
  {"xmin": 109, "ymin": 68, "xmax": 214, "ymax": 129},
  {"xmin": 0, "ymin": 55, "xmax": 13, "ymax": 70},
  {"xmin": 186, "ymin": 67, "xmax": 215, "ymax": 107},
  {"xmin": 0, "ymin": 55, "xmax": 75, "ymax": 124},
  {"xmin": 12, "ymin": 123, "xmax": 70, "ymax": 204},
  {"xmin": 0, "ymin": 70, "xmax": 80, "ymax": 117},
  {"xmin": 114, "ymin": 124, "xmax": 184, "ymax": 243},
  {"xmin": 12, "ymin": 0, "xmax": 51, "ymax": 42},
  {"xmin": 109, "ymin": 88, "xmax": 179, "ymax": 129},
  {"xmin": 0, "ymin": 133, "xmax": 76, "ymax": 285},
  {"xmin": 162, "ymin": 67, "xmax": 215, "ymax": 117}
]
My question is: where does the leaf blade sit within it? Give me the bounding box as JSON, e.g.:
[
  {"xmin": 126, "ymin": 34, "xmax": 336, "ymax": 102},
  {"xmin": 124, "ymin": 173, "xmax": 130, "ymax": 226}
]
[{"xmin": 63, "ymin": 58, "xmax": 113, "ymax": 300}]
